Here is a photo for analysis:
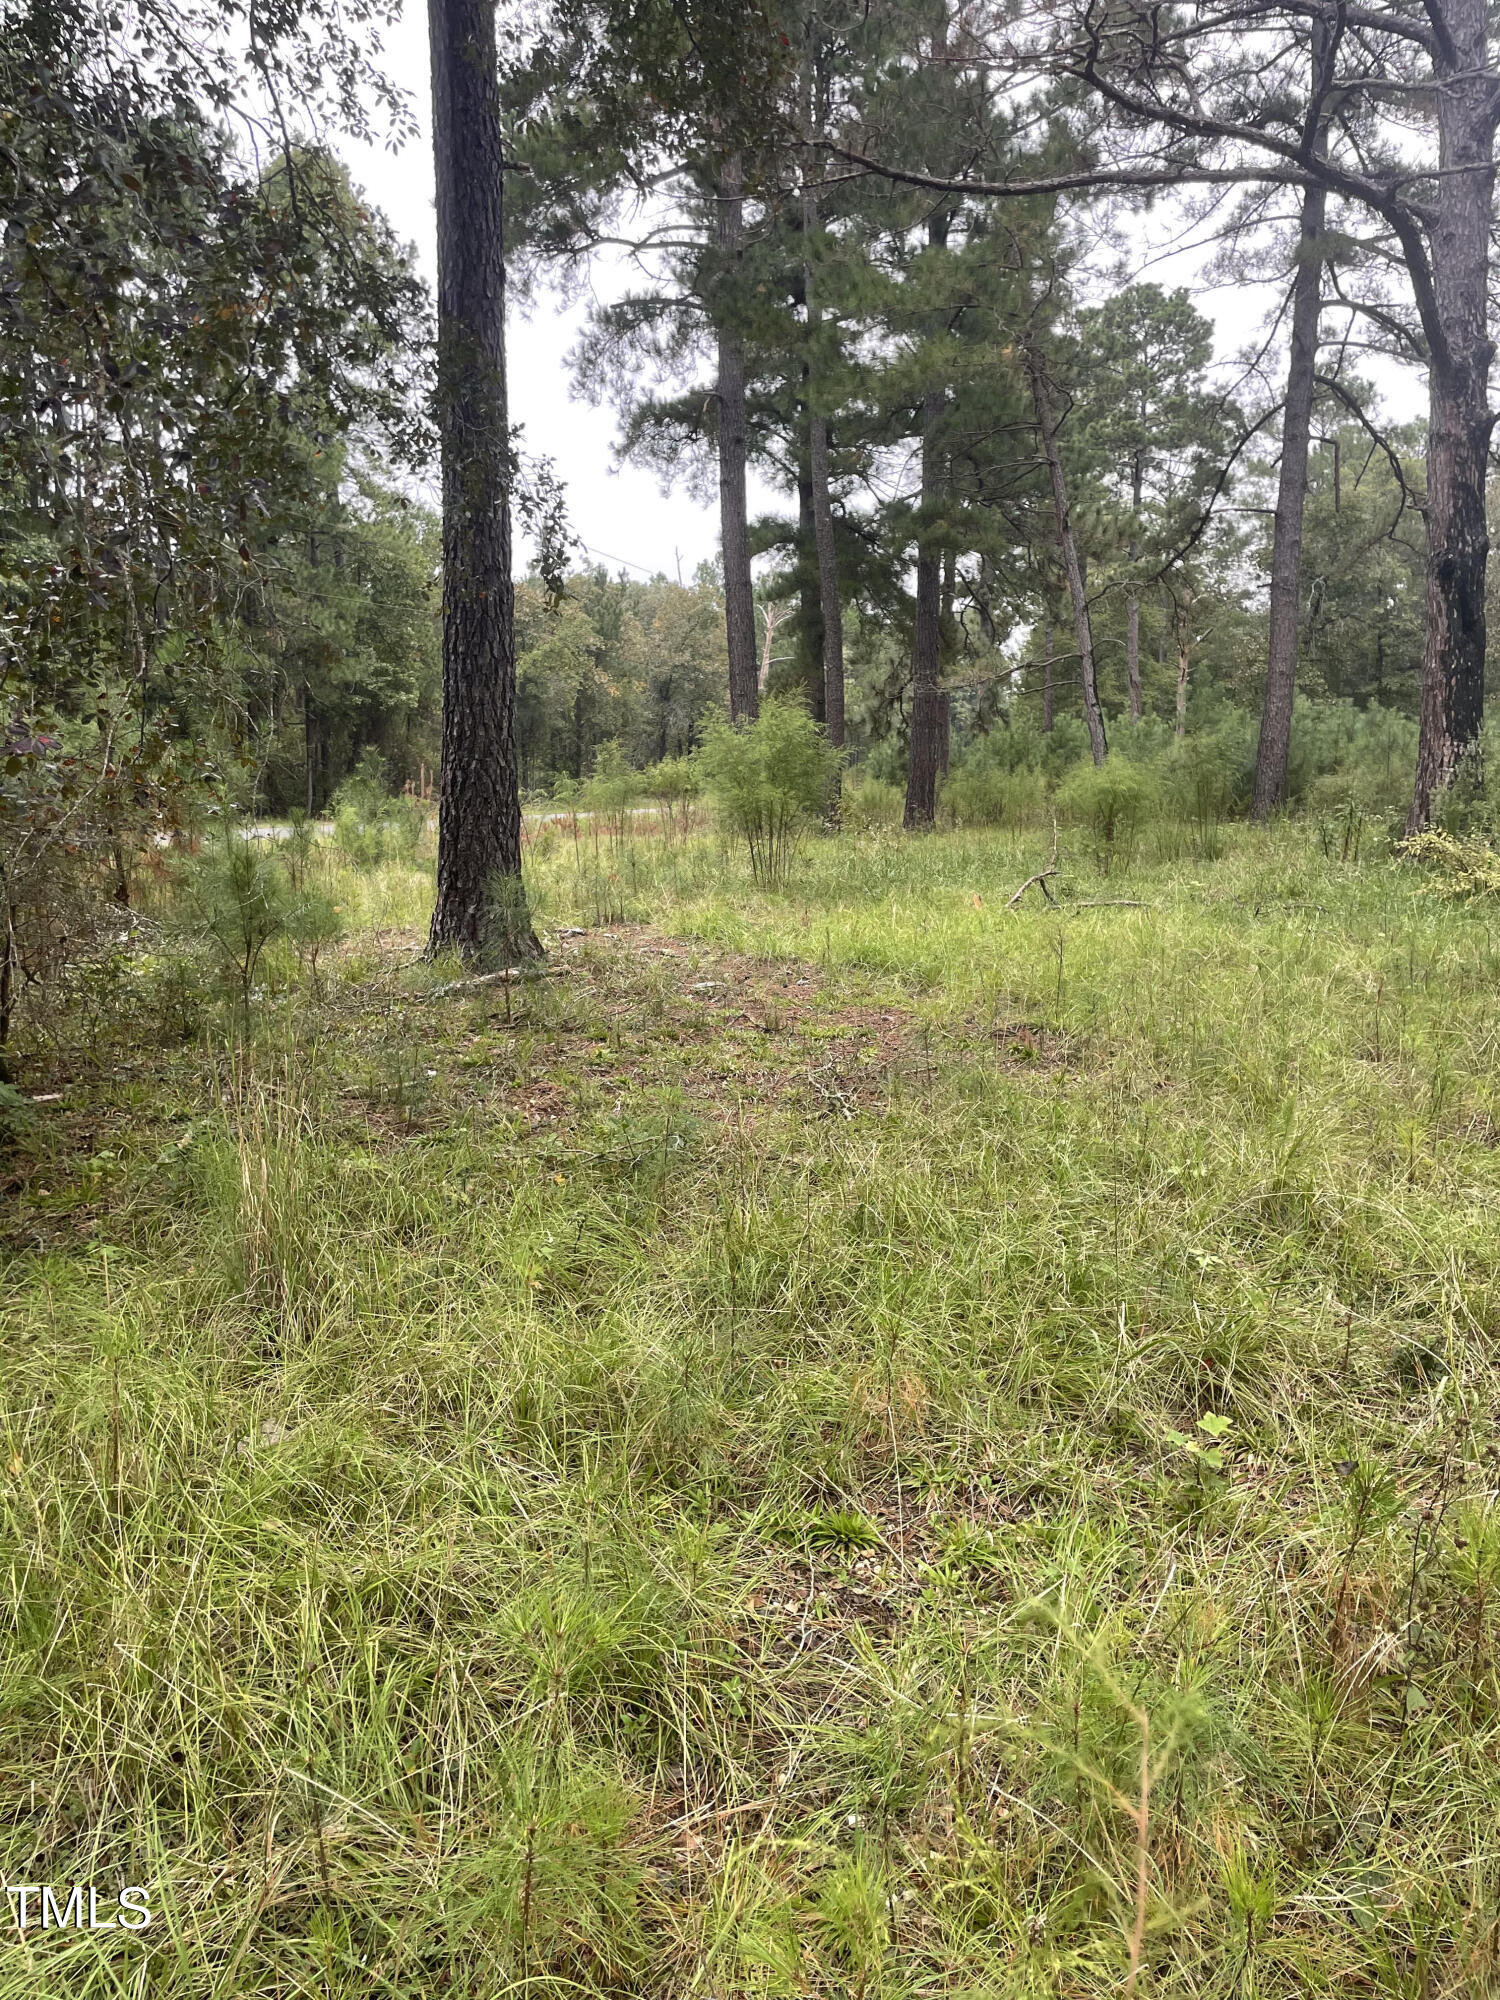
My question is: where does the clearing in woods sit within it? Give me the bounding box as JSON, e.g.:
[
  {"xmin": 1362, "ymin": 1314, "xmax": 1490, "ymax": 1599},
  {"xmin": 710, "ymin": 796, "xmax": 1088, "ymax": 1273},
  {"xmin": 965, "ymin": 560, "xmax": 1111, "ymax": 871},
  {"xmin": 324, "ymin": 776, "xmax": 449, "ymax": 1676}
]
[{"xmin": 3, "ymin": 821, "xmax": 1500, "ymax": 1994}]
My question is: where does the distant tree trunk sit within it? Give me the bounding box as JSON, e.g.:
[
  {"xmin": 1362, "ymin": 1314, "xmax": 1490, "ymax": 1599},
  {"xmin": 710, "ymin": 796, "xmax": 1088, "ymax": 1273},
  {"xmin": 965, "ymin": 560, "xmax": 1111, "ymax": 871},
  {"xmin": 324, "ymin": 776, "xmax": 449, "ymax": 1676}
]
[
  {"xmin": 1126, "ymin": 453, "xmax": 1142, "ymax": 722},
  {"xmin": 1027, "ymin": 341, "xmax": 1106, "ymax": 765},
  {"xmin": 303, "ymin": 681, "xmax": 315, "ymax": 814},
  {"xmin": 904, "ymin": 380, "xmax": 947, "ymax": 829},
  {"xmin": 1174, "ymin": 593, "xmax": 1192, "ymax": 737},
  {"xmin": 796, "ymin": 458, "xmax": 826, "ymax": 721},
  {"xmin": 1042, "ymin": 610, "xmax": 1054, "ymax": 732},
  {"xmin": 809, "ymin": 413, "xmax": 843, "ymax": 744},
  {"xmin": 715, "ymin": 156, "xmax": 758, "ymax": 724},
  {"xmin": 426, "ymin": 0, "xmax": 534, "ymax": 965},
  {"xmin": 802, "ymin": 12, "xmax": 845, "ymax": 759},
  {"xmin": 0, "ymin": 909, "xmax": 14, "ymax": 1080},
  {"xmin": 1252, "ymin": 72, "xmax": 1327, "ymax": 818},
  {"xmin": 905, "ymin": 198, "xmax": 949, "ymax": 830},
  {"xmin": 1408, "ymin": 0, "xmax": 1498, "ymax": 829}
]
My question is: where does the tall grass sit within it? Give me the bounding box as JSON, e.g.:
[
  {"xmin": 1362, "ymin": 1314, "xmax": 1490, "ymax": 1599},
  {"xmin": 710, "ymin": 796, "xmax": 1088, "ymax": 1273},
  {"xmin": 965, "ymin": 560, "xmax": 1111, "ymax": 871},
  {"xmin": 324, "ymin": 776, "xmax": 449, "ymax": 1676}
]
[{"xmin": 2, "ymin": 817, "xmax": 1499, "ymax": 1993}]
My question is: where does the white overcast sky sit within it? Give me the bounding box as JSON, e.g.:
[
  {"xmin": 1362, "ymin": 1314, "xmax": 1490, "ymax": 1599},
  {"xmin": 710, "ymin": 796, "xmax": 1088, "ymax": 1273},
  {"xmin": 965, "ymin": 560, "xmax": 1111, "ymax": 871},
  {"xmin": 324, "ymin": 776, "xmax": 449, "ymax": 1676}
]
[{"xmin": 335, "ymin": 6, "xmax": 1424, "ymax": 582}]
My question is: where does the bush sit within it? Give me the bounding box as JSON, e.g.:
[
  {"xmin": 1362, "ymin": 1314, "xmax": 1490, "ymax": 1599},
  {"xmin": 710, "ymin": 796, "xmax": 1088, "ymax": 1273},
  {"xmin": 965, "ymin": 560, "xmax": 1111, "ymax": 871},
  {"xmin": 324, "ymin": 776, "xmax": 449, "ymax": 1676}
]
[
  {"xmin": 940, "ymin": 759, "xmax": 1046, "ymax": 829},
  {"xmin": 331, "ymin": 752, "xmax": 427, "ymax": 868},
  {"xmin": 284, "ymin": 885, "xmax": 344, "ymax": 997},
  {"xmin": 1056, "ymin": 758, "xmax": 1160, "ymax": 873},
  {"xmin": 645, "ymin": 755, "xmax": 699, "ymax": 838},
  {"xmin": 176, "ymin": 830, "xmax": 294, "ymax": 1010},
  {"xmin": 1399, "ymin": 829, "xmax": 1500, "ymax": 900},
  {"xmin": 840, "ymin": 776, "xmax": 903, "ymax": 833},
  {"xmin": 175, "ymin": 827, "xmax": 348, "ymax": 1014},
  {"xmin": 696, "ymin": 698, "xmax": 840, "ymax": 885},
  {"xmin": 581, "ymin": 741, "xmax": 639, "ymax": 844},
  {"xmin": 1160, "ymin": 739, "xmax": 1238, "ymax": 860}
]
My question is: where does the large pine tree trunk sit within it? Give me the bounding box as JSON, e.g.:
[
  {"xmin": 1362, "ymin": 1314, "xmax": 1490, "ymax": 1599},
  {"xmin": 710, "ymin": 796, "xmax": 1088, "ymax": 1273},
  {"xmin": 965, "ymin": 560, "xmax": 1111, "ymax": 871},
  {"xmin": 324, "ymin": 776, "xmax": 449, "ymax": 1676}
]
[
  {"xmin": 426, "ymin": 0, "xmax": 534, "ymax": 964},
  {"xmin": 801, "ymin": 13, "xmax": 845, "ymax": 756},
  {"xmin": 1028, "ymin": 342, "xmax": 1106, "ymax": 765},
  {"xmin": 1252, "ymin": 126, "xmax": 1327, "ymax": 816},
  {"xmin": 904, "ymin": 385, "xmax": 946, "ymax": 828},
  {"xmin": 715, "ymin": 158, "xmax": 758, "ymax": 724},
  {"xmin": 1408, "ymin": 0, "xmax": 1498, "ymax": 828}
]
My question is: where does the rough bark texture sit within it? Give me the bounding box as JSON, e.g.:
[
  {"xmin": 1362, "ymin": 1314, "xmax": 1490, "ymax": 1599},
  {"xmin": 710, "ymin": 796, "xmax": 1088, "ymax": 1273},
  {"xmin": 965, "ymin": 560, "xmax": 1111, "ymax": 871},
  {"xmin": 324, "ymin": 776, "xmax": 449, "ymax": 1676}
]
[
  {"xmin": 715, "ymin": 157, "xmax": 758, "ymax": 724},
  {"xmin": 809, "ymin": 411, "xmax": 844, "ymax": 747},
  {"xmin": 904, "ymin": 382, "xmax": 947, "ymax": 829},
  {"xmin": 1409, "ymin": 0, "xmax": 1498, "ymax": 829},
  {"xmin": 1125, "ymin": 454, "xmax": 1142, "ymax": 722},
  {"xmin": 1028, "ymin": 343, "xmax": 1106, "ymax": 765},
  {"xmin": 1252, "ymin": 93, "xmax": 1327, "ymax": 817},
  {"xmin": 795, "ymin": 458, "xmax": 826, "ymax": 720},
  {"xmin": 801, "ymin": 16, "xmax": 845, "ymax": 757},
  {"xmin": 426, "ymin": 0, "xmax": 534, "ymax": 965}
]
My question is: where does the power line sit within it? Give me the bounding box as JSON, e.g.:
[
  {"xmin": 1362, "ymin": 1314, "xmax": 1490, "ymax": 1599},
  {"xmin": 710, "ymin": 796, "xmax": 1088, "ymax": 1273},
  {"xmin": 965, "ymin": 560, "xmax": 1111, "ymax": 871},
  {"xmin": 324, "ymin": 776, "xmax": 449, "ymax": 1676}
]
[{"xmin": 577, "ymin": 540, "xmax": 667, "ymax": 579}]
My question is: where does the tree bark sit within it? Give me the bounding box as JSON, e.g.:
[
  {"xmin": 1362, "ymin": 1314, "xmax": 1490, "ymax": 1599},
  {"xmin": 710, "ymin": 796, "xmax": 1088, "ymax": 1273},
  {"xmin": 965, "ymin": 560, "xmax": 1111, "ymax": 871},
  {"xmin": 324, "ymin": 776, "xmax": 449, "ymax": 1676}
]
[
  {"xmin": 715, "ymin": 157, "xmax": 758, "ymax": 724},
  {"xmin": 303, "ymin": 681, "xmax": 315, "ymax": 815},
  {"xmin": 1252, "ymin": 65, "xmax": 1328, "ymax": 817},
  {"xmin": 426, "ymin": 0, "xmax": 534, "ymax": 965},
  {"xmin": 801, "ymin": 13, "xmax": 845, "ymax": 753},
  {"xmin": 808, "ymin": 412, "xmax": 843, "ymax": 747},
  {"xmin": 904, "ymin": 378, "xmax": 946, "ymax": 829},
  {"xmin": 1175, "ymin": 602, "xmax": 1191, "ymax": 738},
  {"xmin": 1126, "ymin": 452, "xmax": 1142, "ymax": 722},
  {"xmin": 795, "ymin": 457, "xmax": 826, "ymax": 720},
  {"xmin": 1027, "ymin": 341, "xmax": 1106, "ymax": 765},
  {"xmin": 1408, "ymin": 0, "xmax": 1498, "ymax": 829}
]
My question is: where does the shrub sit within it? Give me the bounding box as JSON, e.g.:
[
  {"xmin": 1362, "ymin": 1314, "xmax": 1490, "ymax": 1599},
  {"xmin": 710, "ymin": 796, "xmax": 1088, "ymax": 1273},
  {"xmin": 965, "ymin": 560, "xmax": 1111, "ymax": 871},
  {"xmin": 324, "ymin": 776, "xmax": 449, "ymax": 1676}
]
[
  {"xmin": 1399, "ymin": 829, "xmax": 1500, "ymax": 900},
  {"xmin": 940, "ymin": 761, "xmax": 1046, "ymax": 829},
  {"xmin": 281, "ymin": 808, "xmax": 320, "ymax": 889},
  {"xmin": 582, "ymin": 741, "xmax": 639, "ymax": 845},
  {"xmin": 330, "ymin": 753, "xmax": 427, "ymax": 868},
  {"xmin": 1056, "ymin": 758, "xmax": 1160, "ymax": 873},
  {"xmin": 1038, "ymin": 716, "xmax": 1093, "ymax": 782},
  {"xmin": 176, "ymin": 830, "xmax": 293, "ymax": 1010},
  {"xmin": 1160, "ymin": 739, "xmax": 1238, "ymax": 860},
  {"xmin": 283, "ymin": 886, "xmax": 345, "ymax": 997},
  {"xmin": 645, "ymin": 755, "xmax": 699, "ymax": 838},
  {"xmin": 696, "ymin": 697, "xmax": 840, "ymax": 885},
  {"xmin": 840, "ymin": 776, "xmax": 903, "ymax": 833}
]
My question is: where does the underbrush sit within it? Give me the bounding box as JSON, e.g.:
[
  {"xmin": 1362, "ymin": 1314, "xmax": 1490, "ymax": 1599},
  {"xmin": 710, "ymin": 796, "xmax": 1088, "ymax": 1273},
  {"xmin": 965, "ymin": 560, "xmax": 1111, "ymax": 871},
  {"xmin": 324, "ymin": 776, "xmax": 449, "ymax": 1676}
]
[{"xmin": 3, "ymin": 824, "xmax": 1500, "ymax": 1994}]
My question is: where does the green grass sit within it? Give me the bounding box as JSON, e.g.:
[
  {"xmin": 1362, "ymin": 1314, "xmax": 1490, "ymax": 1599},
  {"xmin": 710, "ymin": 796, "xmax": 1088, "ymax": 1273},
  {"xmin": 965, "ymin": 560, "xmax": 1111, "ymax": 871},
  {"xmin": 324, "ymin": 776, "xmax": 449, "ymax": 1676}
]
[{"xmin": 4, "ymin": 817, "xmax": 1500, "ymax": 1994}]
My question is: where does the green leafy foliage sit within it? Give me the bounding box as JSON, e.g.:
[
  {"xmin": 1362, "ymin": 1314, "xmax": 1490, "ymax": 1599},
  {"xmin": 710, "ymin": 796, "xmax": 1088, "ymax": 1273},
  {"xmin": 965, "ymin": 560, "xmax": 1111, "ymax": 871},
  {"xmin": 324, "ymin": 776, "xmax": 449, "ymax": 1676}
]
[
  {"xmin": 696, "ymin": 697, "xmax": 840, "ymax": 885},
  {"xmin": 1399, "ymin": 830, "xmax": 1500, "ymax": 900},
  {"xmin": 1055, "ymin": 759, "xmax": 1160, "ymax": 871}
]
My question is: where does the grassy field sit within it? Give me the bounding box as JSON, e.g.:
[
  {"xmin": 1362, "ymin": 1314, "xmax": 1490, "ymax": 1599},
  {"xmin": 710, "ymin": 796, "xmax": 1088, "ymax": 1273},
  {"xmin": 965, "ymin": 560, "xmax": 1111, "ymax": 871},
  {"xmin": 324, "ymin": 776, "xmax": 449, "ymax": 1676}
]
[{"xmin": 4, "ymin": 815, "xmax": 1500, "ymax": 1996}]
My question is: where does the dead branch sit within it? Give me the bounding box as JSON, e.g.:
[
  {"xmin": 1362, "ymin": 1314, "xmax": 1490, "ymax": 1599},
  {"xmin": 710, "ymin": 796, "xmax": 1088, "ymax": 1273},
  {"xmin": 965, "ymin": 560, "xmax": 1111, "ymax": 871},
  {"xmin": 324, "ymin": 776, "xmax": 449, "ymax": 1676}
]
[{"xmin": 1006, "ymin": 819, "xmax": 1060, "ymax": 908}]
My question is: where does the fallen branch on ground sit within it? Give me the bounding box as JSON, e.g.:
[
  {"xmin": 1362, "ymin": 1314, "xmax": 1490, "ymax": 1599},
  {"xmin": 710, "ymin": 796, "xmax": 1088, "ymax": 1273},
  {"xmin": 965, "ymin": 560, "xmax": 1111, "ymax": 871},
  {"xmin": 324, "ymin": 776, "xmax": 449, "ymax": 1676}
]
[{"xmin": 1007, "ymin": 819, "xmax": 1060, "ymax": 909}]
